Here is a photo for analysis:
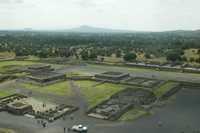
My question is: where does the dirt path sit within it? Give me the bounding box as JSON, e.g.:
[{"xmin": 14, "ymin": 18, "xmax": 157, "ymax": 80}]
[{"xmin": 67, "ymin": 80, "xmax": 88, "ymax": 114}]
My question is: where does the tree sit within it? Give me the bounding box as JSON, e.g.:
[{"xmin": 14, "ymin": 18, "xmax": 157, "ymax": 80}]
[
  {"xmin": 198, "ymin": 49, "xmax": 200, "ymax": 54},
  {"xmin": 37, "ymin": 51, "xmax": 48, "ymax": 58},
  {"xmin": 116, "ymin": 50, "xmax": 122, "ymax": 58},
  {"xmin": 105, "ymin": 49, "xmax": 112, "ymax": 57},
  {"xmin": 145, "ymin": 53, "xmax": 151, "ymax": 59},
  {"xmin": 75, "ymin": 53, "xmax": 79, "ymax": 59},
  {"xmin": 166, "ymin": 51, "xmax": 181, "ymax": 62},
  {"xmin": 181, "ymin": 56, "xmax": 187, "ymax": 62},
  {"xmin": 80, "ymin": 50, "xmax": 89, "ymax": 60},
  {"xmin": 189, "ymin": 57, "xmax": 195, "ymax": 62},
  {"xmin": 100, "ymin": 57, "xmax": 104, "ymax": 62},
  {"xmin": 195, "ymin": 57, "xmax": 200, "ymax": 63},
  {"xmin": 123, "ymin": 52, "xmax": 137, "ymax": 62},
  {"xmin": 89, "ymin": 52, "xmax": 97, "ymax": 60}
]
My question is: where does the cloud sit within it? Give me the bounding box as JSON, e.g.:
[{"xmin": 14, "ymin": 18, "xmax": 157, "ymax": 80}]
[
  {"xmin": 0, "ymin": 0, "xmax": 24, "ymax": 4},
  {"xmin": 0, "ymin": 0, "xmax": 199, "ymax": 31},
  {"xmin": 74, "ymin": 0, "xmax": 118, "ymax": 8},
  {"xmin": 0, "ymin": 0, "xmax": 11, "ymax": 4},
  {"xmin": 15, "ymin": 0, "xmax": 24, "ymax": 4},
  {"xmin": 76, "ymin": 0, "xmax": 96, "ymax": 7}
]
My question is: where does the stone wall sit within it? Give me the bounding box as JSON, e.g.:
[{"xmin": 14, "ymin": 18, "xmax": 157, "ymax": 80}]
[{"xmin": 88, "ymin": 88, "xmax": 156, "ymax": 121}]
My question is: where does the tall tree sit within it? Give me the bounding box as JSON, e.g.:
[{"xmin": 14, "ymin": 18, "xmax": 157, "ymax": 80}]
[{"xmin": 123, "ymin": 52, "xmax": 137, "ymax": 62}]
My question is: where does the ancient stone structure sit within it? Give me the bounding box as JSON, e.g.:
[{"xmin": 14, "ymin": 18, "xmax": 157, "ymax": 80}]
[
  {"xmin": 22, "ymin": 64, "xmax": 66, "ymax": 85},
  {"xmin": 26, "ymin": 64, "xmax": 54, "ymax": 73},
  {"xmin": 122, "ymin": 77, "xmax": 165, "ymax": 89},
  {"xmin": 94, "ymin": 72, "xmax": 130, "ymax": 82},
  {"xmin": 0, "ymin": 94, "xmax": 78, "ymax": 122},
  {"xmin": 26, "ymin": 72, "xmax": 66, "ymax": 85},
  {"xmin": 7, "ymin": 101, "xmax": 33, "ymax": 115},
  {"xmin": 88, "ymin": 88, "xmax": 156, "ymax": 120}
]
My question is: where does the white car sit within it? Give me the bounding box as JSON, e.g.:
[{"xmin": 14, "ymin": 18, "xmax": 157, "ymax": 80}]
[{"xmin": 72, "ymin": 124, "xmax": 88, "ymax": 132}]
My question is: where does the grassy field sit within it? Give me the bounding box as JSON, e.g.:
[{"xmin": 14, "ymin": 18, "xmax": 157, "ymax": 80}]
[
  {"xmin": 67, "ymin": 71, "xmax": 94, "ymax": 77},
  {"xmin": 75, "ymin": 80, "xmax": 129, "ymax": 109},
  {"xmin": 21, "ymin": 81, "xmax": 70, "ymax": 96},
  {"xmin": 0, "ymin": 60, "xmax": 40, "ymax": 73},
  {"xmin": 119, "ymin": 109, "xmax": 149, "ymax": 121},
  {"xmin": 0, "ymin": 89, "xmax": 14, "ymax": 97},
  {"xmin": 0, "ymin": 128, "xmax": 15, "ymax": 133},
  {"xmin": 154, "ymin": 82, "xmax": 179, "ymax": 97},
  {"xmin": 0, "ymin": 60, "xmax": 38, "ymax": 67}
]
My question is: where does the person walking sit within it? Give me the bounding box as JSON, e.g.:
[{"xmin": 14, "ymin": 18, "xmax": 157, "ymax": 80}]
[
  {"xmin": 64, "ymin": 127, "xmax": 66, "ymax": 133},
  {"xmin": 67, "ymin": 127, "xmax": 71, "ymax": 133}
]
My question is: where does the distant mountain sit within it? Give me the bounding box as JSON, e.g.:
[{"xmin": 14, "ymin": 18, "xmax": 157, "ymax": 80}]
[
  {"xmin": 24, "ymin": 28, "xmax": 33, "ymax": 31},
  {"xmin": 1, "ymin": 26, "xmax": 200, "ymax": 34},
  {"xmin": 66, "ymin": 25, "xmax": 132, "ymax": 33}
]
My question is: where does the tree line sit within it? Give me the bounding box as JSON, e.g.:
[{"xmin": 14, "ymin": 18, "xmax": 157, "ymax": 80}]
[{"xmin": 0, "ymin": 31, "xmax": 200, "ymax": 63}]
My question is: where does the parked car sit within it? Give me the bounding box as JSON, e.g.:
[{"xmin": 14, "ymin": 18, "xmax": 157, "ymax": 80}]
[{"xmin": 72, "ymin": 124, "xmax": 88, "ymax": 132}]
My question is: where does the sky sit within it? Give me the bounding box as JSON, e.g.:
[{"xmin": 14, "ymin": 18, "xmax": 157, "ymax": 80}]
[{"xmin": 0, "ymin": 0, "xmax": 200, "ymax": 31}]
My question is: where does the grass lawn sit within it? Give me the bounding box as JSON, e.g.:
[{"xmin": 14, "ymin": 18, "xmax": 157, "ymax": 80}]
[
  {"xmin": 75, "ymin": 80, "xmax": 129, "ymax": 109},
  {"xmin": 0, "ymin": 90, "xmax": 14, "ymax": 97},
  {"xmin": 67, "ymin": 71, "xmax": 93, "ymax": 77},
  {"xmin": 0, "ymin": 60, "xmax": 40, "ymax": 73},
  {"xmin": 154, "ymin": 81, "xmax": 179, "ymax": 97},
  {"xmin": 0, "ymin": 60, "xmax": 38, "ymax": 67},
  {"xmin": 0, "ymin": 128, "xmax": 15, "ymax": 133},
  {"xmin": 119, "ymin": 109, "xmax": 149, "ymax": 121},
  {"xmin": 21, "ymin": 81, "xmax": 70, "ymax": 96}
]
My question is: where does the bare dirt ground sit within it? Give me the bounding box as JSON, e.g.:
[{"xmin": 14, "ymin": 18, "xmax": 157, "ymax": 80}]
[{"xmin": 67, "ymin": 80, "xmax": 88, "ymax": 114}]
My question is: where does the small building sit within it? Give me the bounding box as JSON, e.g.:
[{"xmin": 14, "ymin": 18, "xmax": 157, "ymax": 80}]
[
  {"xmin": 7, "ymin": 101, "xmax": 33, "ymax": 115},
  {"xmin": 94, "ymin": 72, "xmax": 130, "ymax": 82}
]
